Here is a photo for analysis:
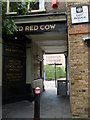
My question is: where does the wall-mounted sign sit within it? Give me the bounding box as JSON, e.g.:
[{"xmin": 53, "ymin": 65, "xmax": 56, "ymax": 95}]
[
  {"xmin": 17, "ymin": 22, "xmax": 67, "ymax": 33},
  {"xmin": 71, "ymin": 5, "xmax": 89, "ymax": 24},
  {"xmin": 3, "ymin": 39, "xmax": 26, "ymax": 83}
]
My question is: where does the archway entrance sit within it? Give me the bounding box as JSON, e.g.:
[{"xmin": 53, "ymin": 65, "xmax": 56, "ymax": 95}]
[{"xmin": 2, "ymin": 19, "xmax": 72, "ymax": 118}]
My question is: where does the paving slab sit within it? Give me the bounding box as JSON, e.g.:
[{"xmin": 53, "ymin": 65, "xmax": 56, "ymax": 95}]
[{"xmin": 2, "ymin": 81, "xmax": 71, "ymax": 118}]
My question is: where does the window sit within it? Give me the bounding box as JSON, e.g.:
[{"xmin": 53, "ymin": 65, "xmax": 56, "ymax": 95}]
[
  {"xmin": 28, "ymin": 0, "xmax": 45, "ymax": 13},
  {"xmin": 6, "ymin": 0, "xmax": 45, "ymax": 15},
  {"xmin": 6, "ymin": 1, "xmax": 17, "ymax": 14}
]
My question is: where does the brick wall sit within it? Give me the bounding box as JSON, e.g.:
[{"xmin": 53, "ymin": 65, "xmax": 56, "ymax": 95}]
[
  {"xmin": 88, "ymin": 46, "xmax": 90, "ymax": 117},
  {"xmin": 67, "ymin": 2, "xmax": 90, "ymax": 117},
  {"xmin": 88, "ymin": 10, "xmax": 90, "ymax": 117}
]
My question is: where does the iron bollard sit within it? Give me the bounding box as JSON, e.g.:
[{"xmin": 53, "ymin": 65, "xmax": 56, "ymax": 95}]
[{"xmin": 34, "ymin": 87, "xmax": 40, "ymax": 120}]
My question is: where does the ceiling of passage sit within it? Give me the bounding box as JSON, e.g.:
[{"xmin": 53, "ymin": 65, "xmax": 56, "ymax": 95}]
[{"xmin": 26, "ymin": 31, "xmax": 67, "ymax": 54}]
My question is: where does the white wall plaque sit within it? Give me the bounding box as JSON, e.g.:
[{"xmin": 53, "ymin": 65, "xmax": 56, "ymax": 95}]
[{"xmin": 71, "ymin": 5, "xmax": 89, "ymax": 24}]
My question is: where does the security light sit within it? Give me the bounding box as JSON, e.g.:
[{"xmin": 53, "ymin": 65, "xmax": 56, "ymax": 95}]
[
  {"xmin": 82, "ymin": 36, "xmax": 90, "ymax": 45},
  {"xmin": 15, "ymin": 36, "xmax": 17, "ymax": 40}
]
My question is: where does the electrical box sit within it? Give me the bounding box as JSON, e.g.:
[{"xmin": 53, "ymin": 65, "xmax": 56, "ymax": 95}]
[{"xmin": 57, "ymin": 80, "xmax": 67, "ymax": 96}]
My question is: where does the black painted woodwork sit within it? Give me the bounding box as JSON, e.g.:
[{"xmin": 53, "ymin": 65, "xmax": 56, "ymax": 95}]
[{"xmin": 2, "ymin": 35, "xmax": 33, "ymax": 104}]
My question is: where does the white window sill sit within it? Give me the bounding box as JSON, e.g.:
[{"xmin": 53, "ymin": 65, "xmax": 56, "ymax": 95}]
[
  {"xmin": 6, "ymin": 9, "xmax": 46, "ymax": 15},
  {"xmin": 6, "ymin": 12, "xmax": 17, "ymax": 15},
  {"xmin": 30, "ymin": 9, "xmax": 46, "ymax": 13}
]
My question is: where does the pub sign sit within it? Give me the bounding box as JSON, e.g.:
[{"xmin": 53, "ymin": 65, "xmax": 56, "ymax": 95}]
[{"xmin": 71, "ymin": 5, "xmax": 89, "ymax": 24}]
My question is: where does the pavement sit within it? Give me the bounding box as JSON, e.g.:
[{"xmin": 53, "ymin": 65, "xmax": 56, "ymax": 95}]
[{"xmin": 2, "ymin": 81, "xmax": 71, "ymax": 118}]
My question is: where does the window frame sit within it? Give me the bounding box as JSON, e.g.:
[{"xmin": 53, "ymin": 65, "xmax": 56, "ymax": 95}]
[{"xmin": 6, "ymin": 0, "xmax": 46, "ymax": 15}]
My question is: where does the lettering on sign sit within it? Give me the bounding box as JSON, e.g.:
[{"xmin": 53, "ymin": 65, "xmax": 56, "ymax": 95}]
[
  {"xmin": 71, "ymin": 5, "xmax": 89, "ymax": 24},
  {"xmin": 17, "ymin": 22, "xmax": 67, "ymax": 33},
  {"xmin": 18, "ymin": 24, "xmax": 56, "ymax": 32},
  {"xmin": 3, "ymin": 40, "xmax": 26, "ymax": 83}
]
